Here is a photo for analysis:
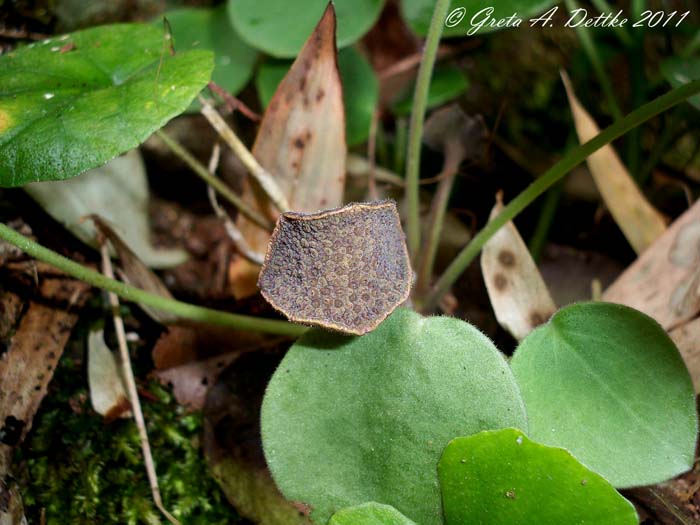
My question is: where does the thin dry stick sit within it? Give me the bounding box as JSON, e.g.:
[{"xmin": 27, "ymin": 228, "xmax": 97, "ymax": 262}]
[
  {"xmin": 207, "ymin": 81, "xmax": 261, "ymax": 121},
  {"xmin": 100, "ymin": 244, "xmax": 180, "ymax": 525},
  {"xmin": 206, "ymin": 143, "xmax": 264, "ymax": 266},
  {"xmin": 367, "ymin": 109, "xmax": 380, "ymax": 200},
  {"xmin": 199, "ymin": 95, "xmax": 289, "ymax": 212}
]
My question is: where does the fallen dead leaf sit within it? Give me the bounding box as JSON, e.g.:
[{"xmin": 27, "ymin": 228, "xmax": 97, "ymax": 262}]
[
  {"xmin": 229, "ymin": 4, "xmax": 346, "ymax": 299},
  {"xmin": 87, "ymin": 329, "xmax": 131, "ymax": 420},
  {"xmin": 603, "ymin": 198, "xmax": 700, "ymax": 329},
  {"xmin": 562, "ymin": 71, "xmax": 667, "ymax": 254},
  {"xmin": 670, "ymin": 317, "xmax": 700, "ymax": 393},
  {"xmin": 481, "ymin": 193, "xmax": 556, "ymax": 340},
  {"xmin": 204, "ymin": 352, "xmax": 312, "ymax": 525},
  {"xmin": 0, "ymin": 268, "xmax": 90, "ymax": 471}
]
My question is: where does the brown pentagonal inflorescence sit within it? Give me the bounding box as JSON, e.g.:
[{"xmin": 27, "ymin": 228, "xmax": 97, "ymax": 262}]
[{"xmin": 258, "ymin": 200, "xmax": 412, "ymax": 335}]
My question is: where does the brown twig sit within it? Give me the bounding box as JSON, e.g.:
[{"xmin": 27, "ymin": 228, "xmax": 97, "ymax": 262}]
[
  {"xmin": 208, "ymin": 81, "xmax": 261, "ymax": 122},
  {"xmin": 99, "ymin": 244, "xmax": 180, "ymax": 525}
]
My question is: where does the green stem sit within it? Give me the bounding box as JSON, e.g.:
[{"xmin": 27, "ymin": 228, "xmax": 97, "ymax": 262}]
[
  {"xmin": 0, "ymin": 223, "xmax": 306, "ymax": 337},
  {"xmin": 156, "ymin": 130, "xmax": 273, "ymax": 231},
  {"xmin": 415, "ymin": 167, "xmax": 458, "ymax": 294},
  {"xmin": 394, "ymin": 117, "xmax": 408, "ymax": 175},
  {"xmin": 681, "ymin": 30, "xmax": 700, "ymax": 58},
  {"xmin": 565, "ymin": 0, "xmax": 623, "ymax": 120},
  {"xmin": 528, "ymin": 182, "xmax": 563, "ymax": 263},
  {"xmin": 405, "ymin": 0, "xmax": 451, "ymax": 259},
  {"xmin": 421, "ymin": 79, "xmax": 700, "ymax": 311}
]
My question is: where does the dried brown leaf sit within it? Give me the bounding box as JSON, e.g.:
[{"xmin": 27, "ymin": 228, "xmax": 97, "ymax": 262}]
[
  {"xmin": 670, "ymin": 318, "xmax": 700, "ymax": 393},
  {"xmin": 204, "ymin": 352, "xmax": 312, "ymax": 525},
  {"xmin": 258, "ymin": 201, "xmax": 411, "ymax": 335},
  {"xmin": 562, "ymin": 72, "xmax": 667, "ymax": 254},
  {"xmin": 0, "ymin": 273, "xmax": 90, "ymax": 467},
  {"xmin": 603, "ymin": 199, "xmax": 700, "ymax": 329},
  {"xmin": 481, "ymin": 194, "xmax": 556, "ymax": 340},
  {"xmin": 229, "ymin": 4, "xmax": 346, "ymax": 298}
]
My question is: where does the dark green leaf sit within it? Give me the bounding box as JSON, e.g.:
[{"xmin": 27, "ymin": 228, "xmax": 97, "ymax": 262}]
[
  {"xmin": 0, "ymin": 24, "xmax": 213, "ymax": 187},
  {"xmin": 439, "ymin": 428, "xmax": 639, "ymax": 525},
  {"xmin": 329, "ymin": 503, "xmax": 417, "ymax": 525},
  {"xmin": 228, "ymin": 0, "xmax": 384, "ymax": 58},
  {"xmin": 511, "ymin": 302, "xmax": 698, "ymax": 488},
  {"xmin": 402, "ymin": 0, "xmax": 558, "ymax": 37},
  {"xmin": 391, "ymin": 68, "xmax": 469, "ymax": 116},
  {"xmin": 158, "ymin": 6, "xmax": 256, "ymax": 102},
  {"xmin": 261, "ymin": 308, "xmax": 527, "ymax": 524},
  {"xmin": 661, "ymin": 56, "xmax": 700, "ymax": 110}
]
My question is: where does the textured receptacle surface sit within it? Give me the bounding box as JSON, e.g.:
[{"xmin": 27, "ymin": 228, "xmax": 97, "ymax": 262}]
[{"xmin": 258, "ymin": 200, "xmax": 411, "ymax": 334}]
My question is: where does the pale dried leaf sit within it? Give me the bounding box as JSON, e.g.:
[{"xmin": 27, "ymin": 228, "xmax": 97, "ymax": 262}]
[
  {"xmin": 670, "ymin": 317, "xmax": 700, "ymax": 393},
  {"xmin": 603, "ymin": 199, "xmax": 700, "ymax": 329},
  {"xmin": 562, "ymin": 72, "xmax": 667, "ymax": 254},
  {"xmin": 24, "ymin": 150, "xmax": 187, "ymax": 268},
  {"xmin": 87, "ymin": 329, "xmax": 131, "ymax": 419},
  {"xmin": 230, "ymin": 5, "xmax": 346, "ymax": 298},
  {"xmin": 481, "ymin": 194, "xmax": 556, "ymax": 340}
]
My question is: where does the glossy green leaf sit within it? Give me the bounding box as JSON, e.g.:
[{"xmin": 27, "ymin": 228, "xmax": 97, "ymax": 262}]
[
  {"xmin": 329, "ymin": 503, "xmax": 417, "ymax": 525},
  {"xmin": 256, "ymin": 48, "xmax": 378, "ymax": 145},
  {"xmin": 661, "ymin": 56, "xmax": 700, "ymax": 110},
  {"xmin": 511, "ymin": 302, "xmax": 698, "ymax": 488},
  {"xmin": 439, "ymin": 429, "xmax": 639, "ymax": 525},
  {"xmin": 402, "ymin": 0, "xmax": 558, "ymax": 37},
  {"xmin": 391, "ymin": 68, "xmax": 469, "ymax": 116},
  {"xmin": 0, "ymin": 24, "xmax": 213, "ymax": 187},
  {"xmin": 158, "ymin": 6, "xmax": 256, "ymax": 102},
  {"xmin": 261, "ymin": 308, "xmax": 527, "ymax": 524},
  {"xmin": 25, "ymin": 150, "xmax": 187, "ymax": 268},
  {"xmin": 228, "ymin": 0, "xmax": 384, "ymax": 58}
]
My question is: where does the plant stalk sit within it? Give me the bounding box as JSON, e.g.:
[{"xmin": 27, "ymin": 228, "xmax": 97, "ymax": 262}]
[
  {"xmin": 421, "ymin": 79, "xmax": 700, "ymax": 311},
  {"xmin": 0, "ymin": 222, "xmax": 306, "ymax": 337},
  {"xmin": 156, "ymin": 130, "xmax": 273, "ymax": 231},
  {"xmin": 405, "ymin": 0, "xmax": 452, "ymax": 260}
]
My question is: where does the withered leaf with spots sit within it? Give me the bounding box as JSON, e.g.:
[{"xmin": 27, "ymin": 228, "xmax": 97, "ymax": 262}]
[
  {"xmin": 481, "ymin": 193, "xmax": 556, "ymax": 340},
  {"xmin": 229, "ymin": 4, "xmax": 346, "ymax": 299},
  {"xmin": 258, "ymin": 201, "xmax": 411, "ymax": 335}
]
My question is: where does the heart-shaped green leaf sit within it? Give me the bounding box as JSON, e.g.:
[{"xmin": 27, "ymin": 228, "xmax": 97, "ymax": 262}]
[
  {"xmin": 261, "ymin": 308, "xmax": 527, "ymax": 524},
  {"xmin": 661, "ymin": 56, "xmax": 700, "ymax": 110},
  {"xmin": 158, "ymin": 6, "xmax": 256, "ymax": 102},
  {"xmin": 439, "ymin": 428, "xmax": 639, "ymax": 525},
  {"xmin": 391, "ymin": 67, "xmax": 469, "ymax": 117},
  {"xmin": 255, "ymin": 47, "xmax": 378, "ymax": 146},
  {"xmin": 329, "ymin": 503, "xmax": 417, "ymax": 525},
  {"xmin": 228, "ymin": 0, "xmax": 384, "ymax": 58},
  {"xmin": 401, "ymin": 0, "xmax": 558, "ymax": 38},
  {"xmin": 511, "ymin": 302, "xmax": 698, "ymax": 488},
  {"xmin": 0, "ymin": 24, "xmax": 213, "ymax": 187}
]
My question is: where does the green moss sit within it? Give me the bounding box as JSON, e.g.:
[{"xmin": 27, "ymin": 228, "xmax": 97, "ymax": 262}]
[{"xmin": 15, "ymin": 356, "xmax": 240, "ymax": 525}]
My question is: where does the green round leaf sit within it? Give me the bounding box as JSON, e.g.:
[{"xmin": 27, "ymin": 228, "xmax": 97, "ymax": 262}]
[
  {"xmin": 159, "ymin": 6, "xmax": 256, "ymax": 100},
  {"xmin": 661, "ymin": 56, "xmax": 700, "ymax": 110},
  {"xmin": 330, "ymin": 502, "xmax": 417, "ymax": 525},
  {"xmin": 261, "ymin": 308, "xmax": 527, "ymax": 524},
  {"xmin": 0, "ymin": 24, "xmax": 213, "ymax": 187},
  {"xmin": 511, "ymin": 302, "xmax": 698, "ymax": 488},
  {"xmin": 402, "ymin": 0, "xmax": 558, "ymax": 37},
  {"xmin": 439, "ymin": 429, "xmax": 639, "ymax": 525},
  {"xmin": 255, "ymin": 48, "xmax": 378, "ymax": 146},
  {"xmin": 391, "ymin": 67, "xmax": 469, "ymax": 116},
  {"xmin": 228, "ymin": 0, "xmax": 384, "ymax": 58}
]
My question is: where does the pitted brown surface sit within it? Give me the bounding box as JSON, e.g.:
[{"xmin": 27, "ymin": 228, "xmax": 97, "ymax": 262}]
[{"xmin": 258, "ymin": 200, "xmax": 411, "ymax": 335}]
